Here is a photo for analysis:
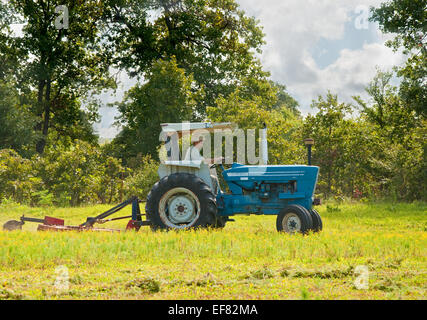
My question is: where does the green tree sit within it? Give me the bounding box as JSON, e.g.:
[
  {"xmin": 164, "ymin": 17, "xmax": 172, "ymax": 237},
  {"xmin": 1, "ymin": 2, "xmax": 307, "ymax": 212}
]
[
  {"xmin": 0, "ymin": 3, "xmax": 19, "ymax": 80},
  {"xmin": 123, "ymin": 155, "xmax": 160, "ymax": 200},
  {"xmin": 270, "ymin": 81, "xmax": 301, "ymax": 118},
  {"xmin": 0, "ymin": 79, "xmax": 38, "ymax": 156},
  {"xmin": 0, "ymin": 149, "xmax": 41, "ymax": 204},
  {"xmin": 371, "ymin": 0, "xmax": 427, "ymax": 118},
  {"xmin": 207, "ymin": 80, "xmax": 304, "ymax": 166},
  {"xmin": 36, "ymin": 136, "xmax": 104, "ymax": 206},
  {"xmin": 354, "ymin": 70, "xmax": 420, "ymax": 143},
  {"xmin": 302, "ymin": 89, "xmax": 426, "ymax": 201},
  {"xmin": 114, "ymin": 58, "xmax": 204, "ymax": 161},
  {"xmin": 354, "ymin": 70, "xmax": 426, "ymax": 200},
  {"xmin": 97, "ymin": 156, "xmax": 127, "ymax": 204},
  {"xmin": 104, "ymin": 0, "xmax": 266, "ymax": 113},
  {"xmin": 302, "ymin": 93, "xmax": 354, "ymax": 198},
  {"xmin": 5, "ymin": 0, "xmax": 115, "ymax": 153}
]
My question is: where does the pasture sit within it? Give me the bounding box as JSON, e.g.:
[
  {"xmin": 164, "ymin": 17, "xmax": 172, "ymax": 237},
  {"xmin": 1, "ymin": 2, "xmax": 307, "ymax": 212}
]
[{"xmin": 0, "ymin": 201, "xmax": 425, "ymax": 300}]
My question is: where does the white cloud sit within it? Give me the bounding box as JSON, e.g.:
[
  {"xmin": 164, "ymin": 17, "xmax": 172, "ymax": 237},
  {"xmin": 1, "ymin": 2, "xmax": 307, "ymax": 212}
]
[
  {"xmin": 294, "ymin": 43, "xmax": 404, "ymax": 106},
  {"xmin": 237, "ymin": 0, "xmax": 405, "ymax": 114}
]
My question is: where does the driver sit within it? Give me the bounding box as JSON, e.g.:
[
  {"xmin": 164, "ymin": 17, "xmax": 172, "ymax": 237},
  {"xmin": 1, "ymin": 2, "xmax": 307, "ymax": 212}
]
[
  {"xmin": 184, "ymin": 136, "xmax": 223, "ymax": 195},
  {"xmin": 184, "ymin": 136, "xmax": 223, "ymax": 164}
]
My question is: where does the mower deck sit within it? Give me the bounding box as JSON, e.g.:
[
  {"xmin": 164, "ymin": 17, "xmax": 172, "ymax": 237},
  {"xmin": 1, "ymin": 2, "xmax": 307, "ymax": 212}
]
[{"xmin": 36, "ymin": 224, "xmax": 122, "ymax": 232}]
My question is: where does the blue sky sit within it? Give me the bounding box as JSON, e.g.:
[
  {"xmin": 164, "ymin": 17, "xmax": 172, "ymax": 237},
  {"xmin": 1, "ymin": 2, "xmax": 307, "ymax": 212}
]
[{"xmin": 76, "ymin": 1, "xmax": 406, "ymax": 138}]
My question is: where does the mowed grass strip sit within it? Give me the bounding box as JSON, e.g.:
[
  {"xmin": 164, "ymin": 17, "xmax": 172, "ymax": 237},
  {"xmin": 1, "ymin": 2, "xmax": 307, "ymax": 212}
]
[{"xmin": 0, "ymin": 201, "xmax": 425, "ymax": 299}]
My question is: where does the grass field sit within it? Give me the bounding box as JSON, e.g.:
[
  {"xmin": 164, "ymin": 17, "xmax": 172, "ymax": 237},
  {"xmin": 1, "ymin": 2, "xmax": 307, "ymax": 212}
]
[{"xmin": 0, "ymin": 201, "xmax": 425, "ymax": 300}]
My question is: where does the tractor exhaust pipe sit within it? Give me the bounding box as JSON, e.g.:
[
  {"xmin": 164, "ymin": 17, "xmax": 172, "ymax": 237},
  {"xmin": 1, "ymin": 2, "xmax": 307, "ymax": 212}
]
[
  {"xmin": 261, "ymin": 123, "xmax": 268, "ymax": 165},
  {"xmin": 304, "ymin": 138, "xmax": 314, "ymax": 165}
]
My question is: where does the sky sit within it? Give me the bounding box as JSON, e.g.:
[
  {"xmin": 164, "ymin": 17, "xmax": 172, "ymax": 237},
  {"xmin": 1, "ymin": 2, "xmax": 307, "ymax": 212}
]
[
  {"xmin": 236, "ymin": 0, "xmax": 404, "ymax": 109},
  {"xmin": 7, "ymin": 0, "xmax": 405, "ymax": 139}
]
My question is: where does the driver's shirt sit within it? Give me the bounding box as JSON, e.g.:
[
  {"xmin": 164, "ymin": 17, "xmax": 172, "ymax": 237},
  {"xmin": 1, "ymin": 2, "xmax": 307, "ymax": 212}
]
[{"xmin": 184, "ymin": 146, "xmax": 204, "ymax": 162}]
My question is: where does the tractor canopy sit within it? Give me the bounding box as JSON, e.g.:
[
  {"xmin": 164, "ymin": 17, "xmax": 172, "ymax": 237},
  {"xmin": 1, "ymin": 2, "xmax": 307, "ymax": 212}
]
[{"xmin": 160, "ymin": 122, "xmax": 234, "ymax": 138}]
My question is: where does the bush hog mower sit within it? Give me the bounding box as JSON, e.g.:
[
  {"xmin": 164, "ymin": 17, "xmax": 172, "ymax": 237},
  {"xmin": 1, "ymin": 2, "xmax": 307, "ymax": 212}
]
[
  {"xmin": 3, "ymin": 122, "xmax": 322, "ymax": 234},
  {"xmin": 3, "ymin": 196, "xmax": 149, "ymax": 232}
]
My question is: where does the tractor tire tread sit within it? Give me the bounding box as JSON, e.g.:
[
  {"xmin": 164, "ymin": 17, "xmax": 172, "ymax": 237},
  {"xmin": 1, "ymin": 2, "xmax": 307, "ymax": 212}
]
[{"xmin": 310, "ymin": 209, "xmax": 323, "ymax": 232}]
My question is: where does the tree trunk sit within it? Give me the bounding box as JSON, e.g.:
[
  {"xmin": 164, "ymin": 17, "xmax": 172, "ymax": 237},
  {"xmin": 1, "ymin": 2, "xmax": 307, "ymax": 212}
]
[
  {"xmin": 327, "ymin": 126, "xmax": 332, "ymax": 198},
  {"xmin": 34, "ymin": 80, "xmax": 46, "ymax": 133},
  {"xmin": 36, "ymin": 80, "xmax": 51, "ymax": 154}
]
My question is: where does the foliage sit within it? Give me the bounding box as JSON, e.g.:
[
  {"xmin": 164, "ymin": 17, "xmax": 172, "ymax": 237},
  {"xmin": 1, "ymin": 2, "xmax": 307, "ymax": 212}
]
[
  {"xmin": 0, "ymin": 0, "xmax": 425, "ymax": 204},
  {"xmin": 104, "ymin": 0, "xmax": 266, "ymax": 112},
  {"xmin": 207, "ymin": 78, "xmax": 305, "ymax": 165},
  {"xmin": 354, "ymin": 70, "xmax": 426, "ymax": 200},
  {"xmin": 0, "ymin": 80, "xmax": 38, "ymax": 156},
  {"xmin": 371, "ymin": 0, "xmax": 427, "ymax": 118},
  {"xmin": 303, "ymin": 88, "xmax": 426, "ymax": 201},
  {"xmin": 380, "ymin": 120, "xmax": 426, "ymax": 201},
  {"xmin": 302, "ymin": 92, "xmax": 356, "ymax": 198},
  {"xmin": 353, "ymin": 70, "xmax": 419, "ymax": 142},
  {"xmin": 0, "ymin": 137, "xmax": 126, "ymax": 206},
  {"xmin": 114, "ymin": 58, "xmax": 204, "ymax": 161},
  {"xmin": 270, "ymin": 81, "xmax": 301, "ymax": 118},
  {"xmin": 35, "ymin": 137, "xmax": 105, "ymax": 206},
  {"xmin": 0, "ymin": 138, "xmax": 158, "ymax": 206},
  {"xmin": 97, "ymin": 156, "xmax": 127, "ymax": 204},
  {"xmin": 3, "ymin": 0, "xmax": 115, "ymax": 153},
  {"xmin": 0, "ymin": 149, "xmax": 41, "ymax": 205},
  {"xmin": 123, "ymin": 155, "xmax": 160, "ymax": 200}
]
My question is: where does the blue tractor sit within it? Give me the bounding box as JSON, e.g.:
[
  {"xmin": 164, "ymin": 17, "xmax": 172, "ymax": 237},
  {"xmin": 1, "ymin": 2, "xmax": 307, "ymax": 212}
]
[{"xmin": 146, "ymin": 122, "xmax": 322, "ymax": 234}]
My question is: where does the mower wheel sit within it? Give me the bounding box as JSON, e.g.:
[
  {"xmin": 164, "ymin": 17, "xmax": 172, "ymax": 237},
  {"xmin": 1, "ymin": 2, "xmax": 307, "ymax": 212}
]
[
  {"xmin": 3, "ymin": 220, "xmax": 24, "ymax": 231},
  {"xmin": 276, "ymin": 205, "xmax": 313, "ymax": 234},
  {"xmin": 146, "ymin": 173, "xmax": 218, "ymax": 231},
  {"xmin": 309, "ymin": 209, "xmax": 323, "ymax": 232}
]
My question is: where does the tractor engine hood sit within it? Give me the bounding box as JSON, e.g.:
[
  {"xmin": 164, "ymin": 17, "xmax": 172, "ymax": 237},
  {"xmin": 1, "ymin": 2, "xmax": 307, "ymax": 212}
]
[{"xmin": 222, "ymin": 163, "xmax": 319, "ymax": 198}]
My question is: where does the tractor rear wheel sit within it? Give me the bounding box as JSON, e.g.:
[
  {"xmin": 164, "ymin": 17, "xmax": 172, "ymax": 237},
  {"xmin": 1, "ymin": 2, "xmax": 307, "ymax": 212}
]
[
  {"xmin": 309, "ymin": 209, "xmax": 323, "ymax": 232},
  {"xmin": 146, "ymin": 173, "xmax": 217, "ymax": 231},
  {"xmin": 276, "ymin": 205, "xmax": 313, "ymax": 234}
]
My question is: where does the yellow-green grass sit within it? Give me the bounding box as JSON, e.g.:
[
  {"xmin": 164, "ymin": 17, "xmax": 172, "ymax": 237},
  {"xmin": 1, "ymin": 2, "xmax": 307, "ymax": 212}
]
[{"xmin": 0, "ymin": 201, "xmax": 425, "ymax": 300}]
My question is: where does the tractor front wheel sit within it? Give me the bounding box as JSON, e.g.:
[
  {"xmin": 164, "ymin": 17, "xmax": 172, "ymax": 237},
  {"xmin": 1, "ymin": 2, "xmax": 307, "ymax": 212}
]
[
  {"xmin": 309, "ymin": 209, "xmax": 323, "ymax": 232},
  {"xmin": 276, "ymin": 205, "xmax": 313, "ymax": 234},
  {"xmin": 145, "ymin": 173, "xmax": 217, "ymax": 231}
]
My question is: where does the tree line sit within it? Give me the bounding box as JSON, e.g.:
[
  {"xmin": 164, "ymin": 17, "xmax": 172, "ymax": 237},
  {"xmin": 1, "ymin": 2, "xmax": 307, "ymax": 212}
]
[{"xmin": 0, "ymin": 0, "xmax": 425, "ymax": 206}]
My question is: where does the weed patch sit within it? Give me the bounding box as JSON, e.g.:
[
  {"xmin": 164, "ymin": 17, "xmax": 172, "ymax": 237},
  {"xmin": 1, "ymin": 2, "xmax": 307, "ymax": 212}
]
[{"xmin": 125, "ymin": 278, "xmax": 160, "ymax": 293}]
